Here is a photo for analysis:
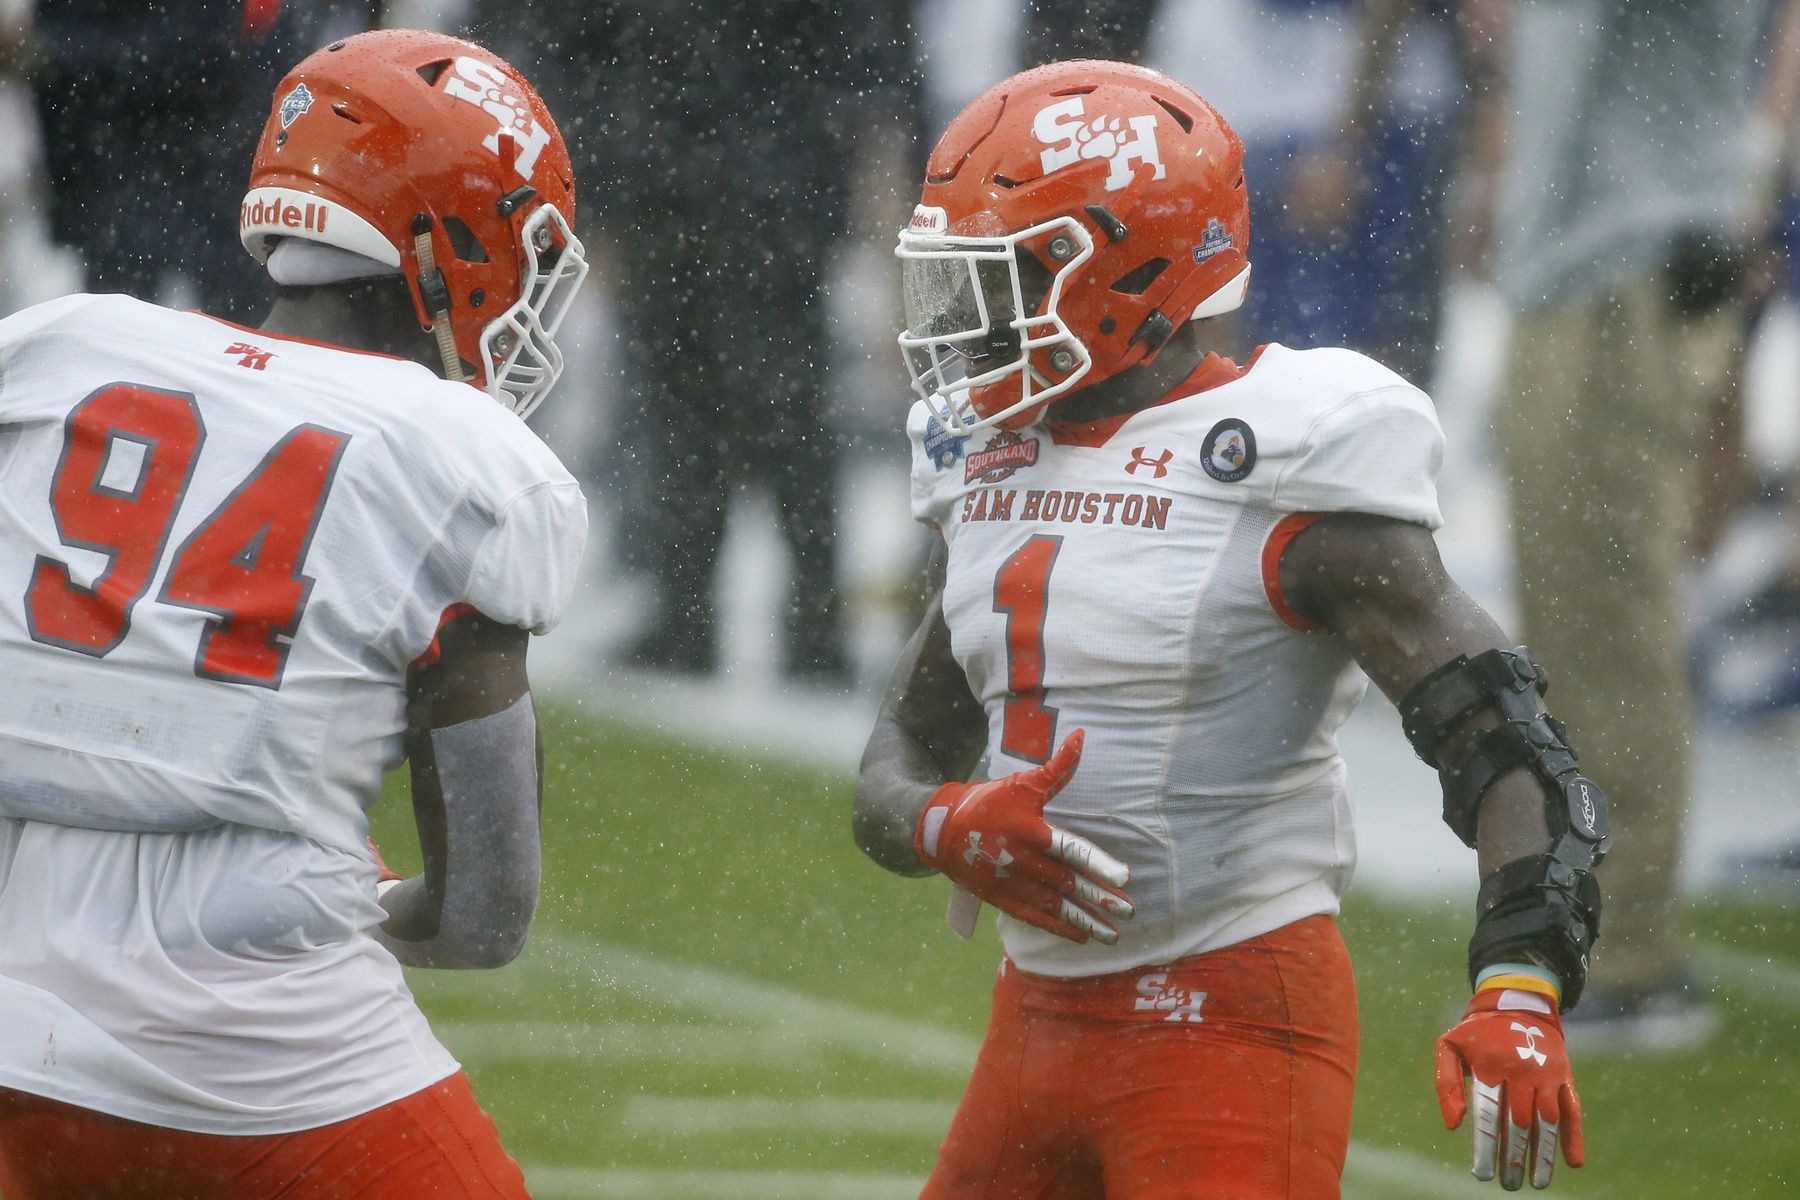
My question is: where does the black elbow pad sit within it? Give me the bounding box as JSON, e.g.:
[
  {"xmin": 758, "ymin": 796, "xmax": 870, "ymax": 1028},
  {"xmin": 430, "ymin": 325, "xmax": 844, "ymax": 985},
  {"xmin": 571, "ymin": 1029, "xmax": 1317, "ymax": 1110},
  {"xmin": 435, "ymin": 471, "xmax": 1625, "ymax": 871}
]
[
  {"xmin": 1398, "ymin": 646, "xmax": 1610, "ymax": 861},
  {"xmin": 1399, "ymin": 646, "xmax": 1612, "ymax": 1008}
]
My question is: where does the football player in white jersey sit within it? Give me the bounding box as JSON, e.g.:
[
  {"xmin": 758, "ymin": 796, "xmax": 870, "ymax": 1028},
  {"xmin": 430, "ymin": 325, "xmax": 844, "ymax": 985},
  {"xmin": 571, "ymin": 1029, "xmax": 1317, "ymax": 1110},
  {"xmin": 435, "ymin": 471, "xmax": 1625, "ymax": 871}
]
[
  {"xmin": 0, "ymin": 30, "xmax": 588, "ymax": 1199},
  {"xmin": 856, "ymin": 61, "xmax": 1611, "ymax": 1197}
]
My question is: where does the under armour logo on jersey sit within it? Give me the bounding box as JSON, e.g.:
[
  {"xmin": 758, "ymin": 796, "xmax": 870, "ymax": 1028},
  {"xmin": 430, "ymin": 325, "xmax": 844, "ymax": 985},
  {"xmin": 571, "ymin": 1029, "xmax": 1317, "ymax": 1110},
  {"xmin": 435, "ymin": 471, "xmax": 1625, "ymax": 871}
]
[
  {"xmin": 1032, "ymin": 97, "xmax": 1166, "ymax": 193},
  {"xmin": 1133, "ymin": 972, "xmax": 1207, "ymax": 1023},
  {"xmin": 442, "ymin": 56, "xmax": 552, "ymax": 181},
  {"xmin": 1126, "ymin": 446, "xmax": 1172, "ymax": 478},
  {"xmin": 963, "ymin": 832, "xmax": 1014, "ymax": 877},
  {"xmin": 1511, "ymin": 1021, "xmax": 1548, "ymax": 1066},
  {"xmin": 225, "ymin": 343, "xmax": 275, "ymax": 371}
]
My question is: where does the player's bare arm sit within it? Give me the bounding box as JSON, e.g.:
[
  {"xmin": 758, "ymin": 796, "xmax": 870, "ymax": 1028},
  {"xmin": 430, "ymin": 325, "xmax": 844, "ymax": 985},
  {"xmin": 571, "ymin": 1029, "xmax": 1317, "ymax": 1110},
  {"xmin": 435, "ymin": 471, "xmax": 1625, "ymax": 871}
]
[
  {"xmin": 855, "ymin": 547, "xmax": 984, "ymax": 877},
  {"xmin": 376, "ymin": 611, "xmax": 544, "ymax": 969},
  {"xmin": 1279, "ymin": 514, "xmax": 1552, "ymax": 871},
  {"xmin": 1282, "ymin": 512, "xmax": 1609, "ymax": 1190},
  {"xmin": 855, "ymin": 549, "xmax": 1135, "ymax": 944}
]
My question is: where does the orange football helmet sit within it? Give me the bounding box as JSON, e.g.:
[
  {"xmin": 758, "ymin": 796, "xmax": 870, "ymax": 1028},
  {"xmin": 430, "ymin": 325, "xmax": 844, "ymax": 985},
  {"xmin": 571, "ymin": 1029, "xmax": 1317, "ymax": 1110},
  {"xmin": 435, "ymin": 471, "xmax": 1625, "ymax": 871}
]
[
  {"xmin": 240, "ymin": 29, "xmax": 587, "ymax": 418},
  {"xmin": 898, "ymin": 60, "xmax": 1250, "ymax": 432}
]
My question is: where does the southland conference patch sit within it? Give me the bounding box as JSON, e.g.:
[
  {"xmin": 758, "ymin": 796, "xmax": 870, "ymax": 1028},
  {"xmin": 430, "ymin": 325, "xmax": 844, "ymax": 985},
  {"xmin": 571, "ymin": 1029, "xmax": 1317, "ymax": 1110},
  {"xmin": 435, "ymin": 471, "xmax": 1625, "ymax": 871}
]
[
  {"xmin": 1201, "ymin": 418, "xmax": 1256, "ymax": 483},
  {"xmin": 965, "ymin": 429, "xmax": 1039, "ymax": 485}
]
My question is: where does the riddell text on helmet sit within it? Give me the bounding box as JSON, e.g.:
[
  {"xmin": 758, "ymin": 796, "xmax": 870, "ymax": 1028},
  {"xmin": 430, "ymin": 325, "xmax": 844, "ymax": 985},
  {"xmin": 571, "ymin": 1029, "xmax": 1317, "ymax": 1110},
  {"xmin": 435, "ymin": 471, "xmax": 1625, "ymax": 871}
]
[{"xmin": 241, "ymin": 196, "xmax": 329, "ymax": 235}]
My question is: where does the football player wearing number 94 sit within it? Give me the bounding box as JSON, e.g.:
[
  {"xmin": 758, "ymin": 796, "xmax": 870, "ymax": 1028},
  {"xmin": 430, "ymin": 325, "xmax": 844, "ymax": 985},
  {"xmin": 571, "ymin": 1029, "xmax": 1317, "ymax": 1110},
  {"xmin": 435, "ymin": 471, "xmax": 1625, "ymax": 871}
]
[
  {"xmin": 0, "ymin": 30, "xmax": 588, "ymax": 1200},
  {"xmin": 856, "ymin": 60, "xmax": 1612, "ymax": 1197}
]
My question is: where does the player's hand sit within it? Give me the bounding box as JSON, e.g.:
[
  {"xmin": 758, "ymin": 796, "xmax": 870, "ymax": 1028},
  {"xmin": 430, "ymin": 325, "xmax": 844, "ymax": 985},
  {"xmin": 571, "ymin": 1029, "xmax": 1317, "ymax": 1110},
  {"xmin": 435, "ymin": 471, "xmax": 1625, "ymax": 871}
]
[
  {"xmin": 1436, "ymin": 986, "xmax": 1584, "ymax": 1190},
  {"xmin": 913, "ymin": 730, "xmax": 1134, "ymax": 944}
]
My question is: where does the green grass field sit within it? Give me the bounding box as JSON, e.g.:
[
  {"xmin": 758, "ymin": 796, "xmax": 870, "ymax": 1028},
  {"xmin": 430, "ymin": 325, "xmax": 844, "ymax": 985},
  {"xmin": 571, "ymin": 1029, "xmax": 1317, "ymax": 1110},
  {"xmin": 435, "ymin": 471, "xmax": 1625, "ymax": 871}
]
[{"xmin": 370, "ymin": 706, "xmax": 1800, "ymax": 1199}]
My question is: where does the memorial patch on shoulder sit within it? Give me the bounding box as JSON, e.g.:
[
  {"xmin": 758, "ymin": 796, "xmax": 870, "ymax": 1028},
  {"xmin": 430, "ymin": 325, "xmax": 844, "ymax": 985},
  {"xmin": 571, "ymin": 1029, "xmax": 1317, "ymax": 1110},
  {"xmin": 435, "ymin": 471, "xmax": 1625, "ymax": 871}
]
[{"xmin": 1201, "ymin": 418, "xmax": 1255, "ymax": 483}]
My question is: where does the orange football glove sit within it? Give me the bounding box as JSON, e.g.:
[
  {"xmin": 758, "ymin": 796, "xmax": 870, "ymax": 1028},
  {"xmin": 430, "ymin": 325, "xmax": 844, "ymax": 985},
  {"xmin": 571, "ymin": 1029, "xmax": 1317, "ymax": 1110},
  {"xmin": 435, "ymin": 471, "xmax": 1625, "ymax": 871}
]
[
  {"xmin": 1436, "ymin": 982, "xmax": 1585, "ymax": 1190},
  {"xmin": 367, "ymin": 836, "xmax": 405, "ymax": 888},
  {"xmin": 914, "ymin": 730, "xmax": 1134, "ymax": 944}
]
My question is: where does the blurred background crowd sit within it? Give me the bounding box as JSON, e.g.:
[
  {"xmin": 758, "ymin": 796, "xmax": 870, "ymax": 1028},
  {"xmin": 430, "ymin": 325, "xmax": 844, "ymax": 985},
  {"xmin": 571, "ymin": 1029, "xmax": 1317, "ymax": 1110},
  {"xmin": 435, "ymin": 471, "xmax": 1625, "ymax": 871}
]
[{"xmin": 2, "ymin": 0, "xmax": 1799, "ymax": 1033}]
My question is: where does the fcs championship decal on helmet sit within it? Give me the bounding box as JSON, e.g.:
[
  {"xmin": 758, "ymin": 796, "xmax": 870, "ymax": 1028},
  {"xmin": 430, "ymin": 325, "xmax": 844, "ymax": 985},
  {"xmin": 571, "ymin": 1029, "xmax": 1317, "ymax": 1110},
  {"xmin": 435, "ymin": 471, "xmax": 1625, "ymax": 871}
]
[
  {"xmin": 1195, "ymin": 217, "xmax": 1234, "ymax": 262},
  {"xmin": 278, "ymin": 83, "xmax": 314, "ymax": 130},
  {"xmin": 1201, "ymin": 418, "xmax": 1256, "ymax": 483}
]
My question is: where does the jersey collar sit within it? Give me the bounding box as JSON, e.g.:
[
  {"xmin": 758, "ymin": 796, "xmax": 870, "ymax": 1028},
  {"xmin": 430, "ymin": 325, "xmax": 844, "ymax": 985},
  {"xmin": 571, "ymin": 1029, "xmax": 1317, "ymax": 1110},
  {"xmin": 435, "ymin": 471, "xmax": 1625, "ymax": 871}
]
[{"xmin": 1045, "ymin": 345, "xmax": 1267, "ymax": 449}]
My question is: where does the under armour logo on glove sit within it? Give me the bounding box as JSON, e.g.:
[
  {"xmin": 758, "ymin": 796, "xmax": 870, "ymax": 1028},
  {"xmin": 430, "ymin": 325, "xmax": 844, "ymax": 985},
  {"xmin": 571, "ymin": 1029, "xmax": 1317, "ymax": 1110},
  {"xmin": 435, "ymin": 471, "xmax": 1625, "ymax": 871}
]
[
  {"xmin": 963, "ymin": 832, "xmax": 1015, "ymax": 877},
  {"xmin": 1511, "ymin": 1021, "xmax": 1548, "ymax": 1066},
  {"xmin": 1437, "ymin": 987, "xmax": 1584, "ymax": 1189},
  {"xmin": 914, "ymin": 730, "xmax": 1135, "ymax": 945}
]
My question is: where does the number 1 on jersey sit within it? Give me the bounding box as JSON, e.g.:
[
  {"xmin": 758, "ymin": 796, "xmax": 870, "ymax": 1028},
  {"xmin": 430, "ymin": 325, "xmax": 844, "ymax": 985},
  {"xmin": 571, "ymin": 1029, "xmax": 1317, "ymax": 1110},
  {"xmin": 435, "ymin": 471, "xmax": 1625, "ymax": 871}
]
[{"xmin": 993, "ymin": 534, "xmax": 1063, "ymax": 763}]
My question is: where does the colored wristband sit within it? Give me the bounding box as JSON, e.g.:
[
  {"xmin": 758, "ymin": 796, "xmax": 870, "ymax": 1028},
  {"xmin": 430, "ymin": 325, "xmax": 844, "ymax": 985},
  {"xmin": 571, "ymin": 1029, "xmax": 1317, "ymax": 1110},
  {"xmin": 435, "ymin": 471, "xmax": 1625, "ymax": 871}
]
[{"xmin": 1474, "ymin": 961, "xmax": 1563, "ymax": 1006}]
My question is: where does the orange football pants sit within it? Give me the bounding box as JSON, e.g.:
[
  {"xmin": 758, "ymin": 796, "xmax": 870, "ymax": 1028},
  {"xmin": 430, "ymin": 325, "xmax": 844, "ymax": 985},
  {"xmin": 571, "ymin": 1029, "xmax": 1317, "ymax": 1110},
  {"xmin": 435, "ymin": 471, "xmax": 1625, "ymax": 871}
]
[
  {"xmin": 0, "ymin": 1071, "xmax": 528, "ymax": 1200},
  {"xmin": 924, "ymin": 914, "xmax": 1359, "ymax": 1200}
]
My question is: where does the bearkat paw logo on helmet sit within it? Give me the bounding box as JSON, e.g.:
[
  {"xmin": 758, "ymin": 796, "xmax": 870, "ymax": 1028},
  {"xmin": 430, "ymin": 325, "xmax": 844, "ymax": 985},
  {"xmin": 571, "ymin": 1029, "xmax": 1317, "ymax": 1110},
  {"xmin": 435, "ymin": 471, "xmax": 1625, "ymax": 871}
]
[
  {"xmin": 443, "ymin": 57, "xmax": 552, "ymax": 181},
  {"xmin": 1033, "ymin": 98, "xmax": 1167, "ymax": 192}
]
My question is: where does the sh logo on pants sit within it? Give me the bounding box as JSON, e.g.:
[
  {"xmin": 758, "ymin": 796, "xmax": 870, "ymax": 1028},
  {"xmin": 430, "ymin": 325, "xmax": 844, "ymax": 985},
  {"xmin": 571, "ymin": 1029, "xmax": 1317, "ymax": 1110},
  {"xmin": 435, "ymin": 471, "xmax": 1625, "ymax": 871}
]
[{"xmin": 1134, "ymin": 972, "xmax": 1207, "ymax": 1023}]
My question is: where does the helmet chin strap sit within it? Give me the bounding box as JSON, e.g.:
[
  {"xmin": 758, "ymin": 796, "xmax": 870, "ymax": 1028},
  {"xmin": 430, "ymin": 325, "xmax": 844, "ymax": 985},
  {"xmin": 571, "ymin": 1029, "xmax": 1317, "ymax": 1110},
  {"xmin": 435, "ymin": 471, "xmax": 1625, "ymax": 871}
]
[{"xmin": 410, "ymin": 214, "xmax": 466, "ymax": 384}]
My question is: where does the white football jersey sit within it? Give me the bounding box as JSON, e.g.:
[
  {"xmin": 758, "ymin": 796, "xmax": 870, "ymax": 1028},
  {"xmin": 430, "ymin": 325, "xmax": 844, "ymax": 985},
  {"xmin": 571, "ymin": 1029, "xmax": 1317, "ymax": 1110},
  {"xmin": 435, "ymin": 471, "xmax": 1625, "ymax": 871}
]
[
  {"xmin": 910, "ymin": 344, "xmax": 1443, "ymax": 977},
  {"xmin": 0, "ymin": 293, "xmax": 587, "ymax": 1131}
]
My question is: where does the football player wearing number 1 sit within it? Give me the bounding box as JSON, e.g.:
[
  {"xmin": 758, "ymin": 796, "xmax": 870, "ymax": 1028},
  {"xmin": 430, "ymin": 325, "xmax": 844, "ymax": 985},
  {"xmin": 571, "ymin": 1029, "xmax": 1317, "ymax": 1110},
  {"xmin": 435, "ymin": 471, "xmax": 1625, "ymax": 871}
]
[
  {"xmin": 856, "ymin": 61, "xmax": 1612, "ymax": 1197},
  {"xmin": 0, "ymin": 30, "xmax": 588, "ymax": 1199}
]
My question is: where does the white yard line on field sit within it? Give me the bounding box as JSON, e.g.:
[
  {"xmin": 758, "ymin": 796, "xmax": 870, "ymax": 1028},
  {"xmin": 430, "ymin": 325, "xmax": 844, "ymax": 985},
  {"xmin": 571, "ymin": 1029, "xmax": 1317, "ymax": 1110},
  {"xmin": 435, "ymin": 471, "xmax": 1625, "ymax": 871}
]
[
  {"xmin": 1343, "ymin": 1143, "xmax": 1502, "ymax": 1198},
  {"xmin": 433, "ymin": 1019, "xmax": 821, "ymax": 1071},
  {"xmin": 459, "ymin": 930, "xmax": 1503, "ymax": 1197},
  {"xmin": 614, "ymin": 1098, "xmax": 1496, "ymax": 1197},
  {"xmin": 525, "ymin": 929, "xmax": 985, "ymax": 1074}
]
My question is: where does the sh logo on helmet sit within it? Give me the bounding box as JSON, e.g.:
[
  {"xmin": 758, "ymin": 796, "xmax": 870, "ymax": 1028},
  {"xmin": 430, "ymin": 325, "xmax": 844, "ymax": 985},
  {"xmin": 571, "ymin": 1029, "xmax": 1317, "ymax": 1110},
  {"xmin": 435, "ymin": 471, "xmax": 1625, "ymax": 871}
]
[
  {"xmin": 1032, "ymin": 98, "xmax": 1166, "ymax": 192},
  {"xmin": 442, "ymin": 57, "xmax": 553, "ymax": 180}
]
